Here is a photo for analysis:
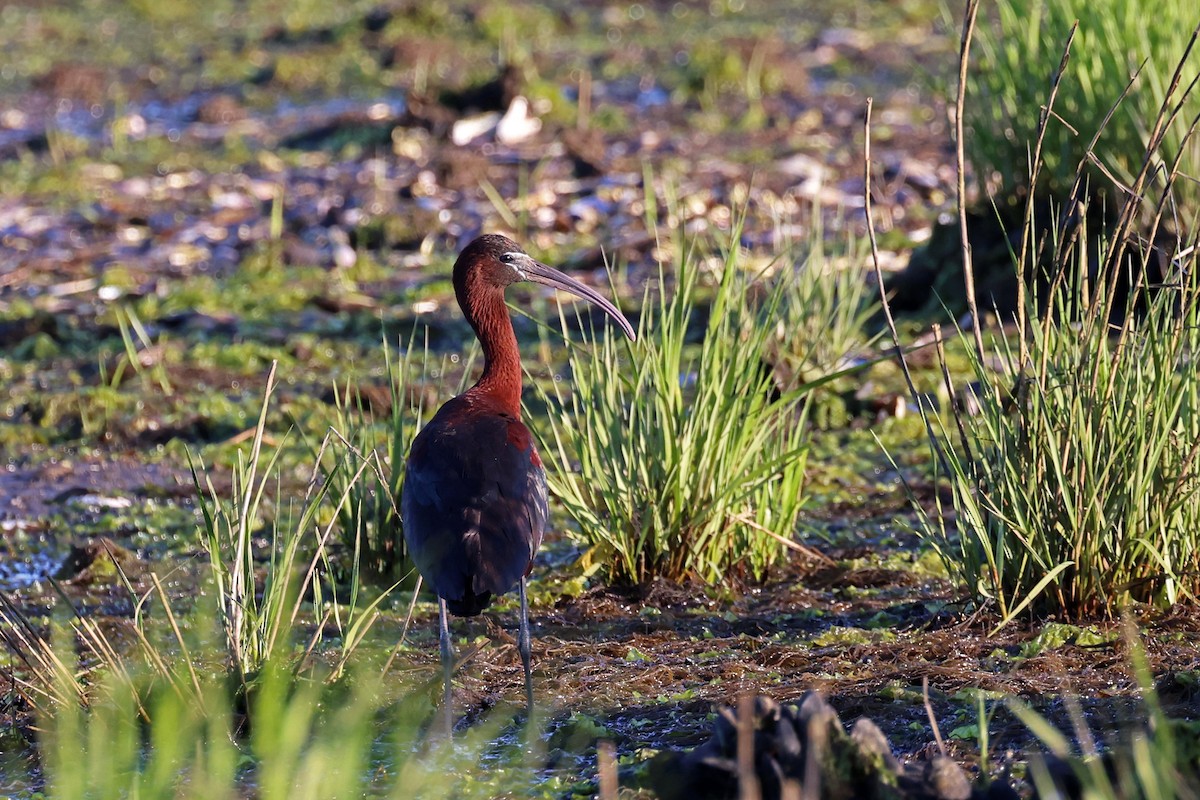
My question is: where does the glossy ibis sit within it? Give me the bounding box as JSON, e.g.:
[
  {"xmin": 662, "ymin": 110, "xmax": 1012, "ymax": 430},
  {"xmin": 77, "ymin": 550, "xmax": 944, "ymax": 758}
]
[{"xmin": 401, "ymin": 234, "xmax": 635, "ymax": 729}]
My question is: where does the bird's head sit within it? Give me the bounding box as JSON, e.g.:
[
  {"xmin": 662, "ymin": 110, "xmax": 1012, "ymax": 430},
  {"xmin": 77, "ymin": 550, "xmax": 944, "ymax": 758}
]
[{"xmin": 453, "ymin": 234, "xmax": 636, "ymax": 341}]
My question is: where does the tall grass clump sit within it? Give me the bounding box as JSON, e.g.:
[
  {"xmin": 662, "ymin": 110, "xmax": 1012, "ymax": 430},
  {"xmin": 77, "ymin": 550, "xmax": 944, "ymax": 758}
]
[
  {"xmin": 767, "ymin": 217, "xmax": 881, "ymax": 387},
  {"xmin": 323, "ymin": 331, "xmax": 432, "ymax": 583},
  {"xmin": 192, "ymin": 362, "xmax": 392, "ymax": 683},
  {"xmin": 541, "ymin": 214, "xmax": 825, "ymax": 585},
  {"xmin": 34, "ymin": 641, "xmax": 539, "ymax": 799},
  {"xmin": 909, "ymin": 25, "xmax": 1200, "ymax": 623},
  {"xmin": 190, "ymin": 363, "xmax": 329, "ymax": 681},
  {"xmin": 41, "ymin": 662, "xmax": 239, "ymax": 800},
  {"xmin": 3, "ymin": 364, "xmax": 396, "ymax": 723},
  {"xmin": 964, "ymin": 0, "xmax": 1200, "ymax": 214},
  {"xmin": 922, "ymin": 228, "xmax": 1200, "ymax": 622}
]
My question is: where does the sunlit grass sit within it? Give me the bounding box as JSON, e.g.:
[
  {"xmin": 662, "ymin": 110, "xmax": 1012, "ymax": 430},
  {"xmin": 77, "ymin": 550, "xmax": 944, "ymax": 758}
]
[
  {"xmin": 964, "ymin": 0, "xmax": 1200, "ymax": 214},
  {"xmin": 920, "ymin": 231, "xmax": 1200, "ymax": 622},
  {"xmin": 542, "ymin": 205, "xmax": 823, "ymax": 585},
  {"xmin": 32, "ymin": 632, "xmax": 552, "ymax": 799},
  {"xmin": 321, "ymin": 329, "xmax": 434, "ymax": 584},
  {"xmin": 1005, "ymin": 624, "xmax": 1200, "ymax": 799},
  {"xmin": 189, "ymin": 363, "xmax": 399, "ymax": 683},
  {"xmin": 767, "ymin": 215, "xmax": 883, "ymax": 388},
  {"xmin": 906, "ymin": 12, "xmax": 1200, "ymax": 624}
]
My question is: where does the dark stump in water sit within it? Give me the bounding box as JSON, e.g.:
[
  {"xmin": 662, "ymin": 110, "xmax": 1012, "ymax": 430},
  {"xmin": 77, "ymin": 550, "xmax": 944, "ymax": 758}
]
[
  {"xmin": 648, "ymin": 692, "xmax": 1018, "ymax": 800},
  {"xmin": 887, "ymin": 190, "xmax": 1181, "ymax": 325},
  {"xmin": 54, "ymin": 537, "xmax": 144, "ymax": 585}
]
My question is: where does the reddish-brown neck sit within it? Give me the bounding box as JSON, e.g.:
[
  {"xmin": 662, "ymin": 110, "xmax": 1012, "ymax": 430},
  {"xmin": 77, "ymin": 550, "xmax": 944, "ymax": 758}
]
[{"xmin": 457, "ymin": 272, "xmax": 522, "ymax": 416}]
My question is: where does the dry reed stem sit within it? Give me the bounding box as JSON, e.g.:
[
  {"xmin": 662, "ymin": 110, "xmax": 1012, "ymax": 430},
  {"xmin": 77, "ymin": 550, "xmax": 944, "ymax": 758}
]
[
  {"xmin": 1016, "ymin": 23, "xmax": 1078, "ymax": 370},
  {"xmin": 955, "ymin": 0, "xmax": 985, "ymax": 363},
  {"xmin": 597, "ymin": 739, "xmax": 618, "ymax": 799},
  {"xmin": 737, "ymin": 692, "xmax": 761, "ymax": 800},
  {"xmin": 865, "ymin": 99, "xmax": 950, "ymax": 478}
]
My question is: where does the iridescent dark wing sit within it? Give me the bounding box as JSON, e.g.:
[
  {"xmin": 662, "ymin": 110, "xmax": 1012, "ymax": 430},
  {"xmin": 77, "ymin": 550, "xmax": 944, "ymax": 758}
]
[{"xmin": 401, "ymin": 397, "xmax": 548, "ymax": 616}]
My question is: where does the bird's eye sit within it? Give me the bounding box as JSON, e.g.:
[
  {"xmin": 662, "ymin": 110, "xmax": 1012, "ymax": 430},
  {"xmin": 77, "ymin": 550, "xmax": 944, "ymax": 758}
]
[{"xmin": 500, "ymin": 253, "xmax": 516, "ymax": 263}]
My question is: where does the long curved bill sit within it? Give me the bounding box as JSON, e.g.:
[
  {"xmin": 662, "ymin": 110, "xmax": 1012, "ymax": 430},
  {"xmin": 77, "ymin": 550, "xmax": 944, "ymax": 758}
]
[{"xmin": 511, "ymin": 253, "xmax": 637, "ymax": 341}]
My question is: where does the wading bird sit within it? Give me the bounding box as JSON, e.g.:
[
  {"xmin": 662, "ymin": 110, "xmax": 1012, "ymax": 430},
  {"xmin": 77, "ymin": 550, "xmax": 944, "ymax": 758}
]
[{"xmin": 401, "ymin": 234, "xmax": 635, "ymax": 731}]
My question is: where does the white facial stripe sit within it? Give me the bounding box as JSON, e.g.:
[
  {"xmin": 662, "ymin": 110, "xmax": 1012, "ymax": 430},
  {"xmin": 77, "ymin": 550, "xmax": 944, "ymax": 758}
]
[{"xmin": 504, "ymin": 252, "xmax": 528, "ymax": 279}]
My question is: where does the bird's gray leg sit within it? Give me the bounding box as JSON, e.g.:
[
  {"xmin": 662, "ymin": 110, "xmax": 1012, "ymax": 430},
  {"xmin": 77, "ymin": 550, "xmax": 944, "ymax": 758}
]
[
  {"xmin": 439, "ymin": 597, "xmax": 454, "ymax": 736},
  {"xmin": 518, "ymin": 577, "xmax": 533, "ymax": 716}
]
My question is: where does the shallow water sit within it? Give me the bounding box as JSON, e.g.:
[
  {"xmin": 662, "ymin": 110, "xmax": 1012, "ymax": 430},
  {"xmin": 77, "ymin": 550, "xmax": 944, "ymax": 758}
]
[{"xmin": 0, "ymin": 526, "xmax": 59, "ymax": 591}]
